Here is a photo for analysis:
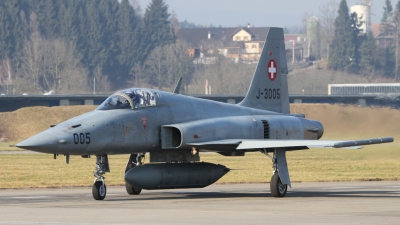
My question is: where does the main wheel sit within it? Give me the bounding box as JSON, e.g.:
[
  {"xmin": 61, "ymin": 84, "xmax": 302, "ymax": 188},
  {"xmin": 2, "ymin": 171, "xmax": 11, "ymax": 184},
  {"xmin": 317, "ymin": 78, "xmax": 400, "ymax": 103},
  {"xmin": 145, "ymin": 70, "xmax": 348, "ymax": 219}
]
[
  {"xmin": 270, "ymin": 173, "xmax": 287, "ymax": 197},
  {"xmin": 92, "ymin": 181, "xmax": 107, "ymax": 200},
  {"xmin": 125, "ymin": 182, "xmax": 142, "ymax": 195}
]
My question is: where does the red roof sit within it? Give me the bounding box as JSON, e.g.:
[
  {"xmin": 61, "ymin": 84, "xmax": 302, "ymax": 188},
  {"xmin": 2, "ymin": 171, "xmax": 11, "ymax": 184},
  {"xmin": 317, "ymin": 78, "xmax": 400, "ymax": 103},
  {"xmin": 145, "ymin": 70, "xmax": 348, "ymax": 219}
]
[
  {"xmin": 371, "ymin": 23, "xmax": 381, "ymax": 38},
  {"xmin": 284, "ymin": 35, "xmax": 296, "ymax": 41}
]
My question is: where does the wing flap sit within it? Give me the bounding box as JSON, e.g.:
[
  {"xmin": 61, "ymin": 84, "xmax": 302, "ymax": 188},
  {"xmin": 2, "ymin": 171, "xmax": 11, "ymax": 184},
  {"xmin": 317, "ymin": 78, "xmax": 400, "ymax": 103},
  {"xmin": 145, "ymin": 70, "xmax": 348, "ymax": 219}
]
[
  {"xmin": 237, "ymin": 137, "xmax": 394, "ymax": 150},
  {"xmin": 187, "ymin": 137, "xmax": 394, "ymax": 151},
  {"xmin": 187, "ymin": 140, "xmax": 242, "ymax": 151}
]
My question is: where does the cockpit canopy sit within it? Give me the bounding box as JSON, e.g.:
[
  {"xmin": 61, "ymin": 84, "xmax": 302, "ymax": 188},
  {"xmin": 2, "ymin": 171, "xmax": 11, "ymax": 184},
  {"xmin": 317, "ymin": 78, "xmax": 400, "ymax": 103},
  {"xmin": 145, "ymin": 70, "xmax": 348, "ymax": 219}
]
[{"xmin": 97, "ymin": 88, "xmax": 159, "ymax": 110}]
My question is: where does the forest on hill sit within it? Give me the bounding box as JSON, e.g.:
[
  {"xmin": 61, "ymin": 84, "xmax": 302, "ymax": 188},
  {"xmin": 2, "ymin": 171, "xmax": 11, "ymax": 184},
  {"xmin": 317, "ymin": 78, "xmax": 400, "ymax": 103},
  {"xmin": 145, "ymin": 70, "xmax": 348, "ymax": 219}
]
[
  {"xmin": 0, "ymin": 0, "xmax": 191, "ymax": 94},
  {"xmin": 2, "ymin": 0, "xmax": 400, "ymax": 96}
]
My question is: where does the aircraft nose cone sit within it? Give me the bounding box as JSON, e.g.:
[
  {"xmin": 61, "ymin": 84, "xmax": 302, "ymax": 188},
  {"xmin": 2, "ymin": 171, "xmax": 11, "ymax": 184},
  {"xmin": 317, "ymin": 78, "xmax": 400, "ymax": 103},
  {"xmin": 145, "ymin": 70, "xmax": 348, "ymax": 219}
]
[{"xmin": 16, "ymin": 133, "xmax": 59, "ymax": 153}]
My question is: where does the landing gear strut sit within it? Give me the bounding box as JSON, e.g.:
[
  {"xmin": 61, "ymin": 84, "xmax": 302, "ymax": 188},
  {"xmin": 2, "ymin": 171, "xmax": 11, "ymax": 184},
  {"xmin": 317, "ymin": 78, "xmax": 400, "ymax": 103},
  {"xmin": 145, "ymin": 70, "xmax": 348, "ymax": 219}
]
[
  {"xmin": 263, "ymin": 149, "xmax": 288, "ymax": 198},
  {"xmin": 92, "ymin": 155, "xmax": 110, "ymax": 200},
  {"xmin": 125, "ymin": 153, "xmax": 145, "ymax": 195}
]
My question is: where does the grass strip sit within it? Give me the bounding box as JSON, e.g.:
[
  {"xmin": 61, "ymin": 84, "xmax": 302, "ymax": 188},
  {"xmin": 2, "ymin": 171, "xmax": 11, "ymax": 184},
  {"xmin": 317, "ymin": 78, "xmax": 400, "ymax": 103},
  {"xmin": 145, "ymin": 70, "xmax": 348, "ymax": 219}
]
[{"xmin": 1, "ymin": 144, "xmax": 399, "ymax": 189}]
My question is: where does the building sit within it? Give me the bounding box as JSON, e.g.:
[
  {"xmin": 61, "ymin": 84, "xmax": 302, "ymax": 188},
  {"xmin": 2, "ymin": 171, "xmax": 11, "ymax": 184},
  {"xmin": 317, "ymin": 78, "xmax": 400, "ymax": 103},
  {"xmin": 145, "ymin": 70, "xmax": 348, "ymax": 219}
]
[
  {"xmin": 178, "ymin": 25, "xmax": 307, "ymax": 64},
  {"xmin": 350, "ymin": 1, "xmax": 372, "ymax": 34},
  {"xmin": 328, "ymin": 83, "xmax": 400, "ymax": 95},
  {"xmin": 371, "ymin": 23, "xmax": 394, "ymax": 49}
]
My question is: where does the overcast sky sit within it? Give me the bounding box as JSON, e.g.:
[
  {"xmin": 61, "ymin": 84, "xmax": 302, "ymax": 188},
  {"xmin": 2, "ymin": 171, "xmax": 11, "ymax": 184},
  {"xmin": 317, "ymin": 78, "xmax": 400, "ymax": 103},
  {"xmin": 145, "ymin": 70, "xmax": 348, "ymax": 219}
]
[{"xmin": 137, "ymin": 0, "xmax": 386, "ymax": 28}]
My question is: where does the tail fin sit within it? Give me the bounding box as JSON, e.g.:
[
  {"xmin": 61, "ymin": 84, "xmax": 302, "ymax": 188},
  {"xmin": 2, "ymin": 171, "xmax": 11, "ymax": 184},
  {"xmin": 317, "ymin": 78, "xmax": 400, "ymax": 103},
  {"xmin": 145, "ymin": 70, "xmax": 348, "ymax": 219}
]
[{"xmin": 238, "ymin": 27, "xmax": 290, "ymax": 114}]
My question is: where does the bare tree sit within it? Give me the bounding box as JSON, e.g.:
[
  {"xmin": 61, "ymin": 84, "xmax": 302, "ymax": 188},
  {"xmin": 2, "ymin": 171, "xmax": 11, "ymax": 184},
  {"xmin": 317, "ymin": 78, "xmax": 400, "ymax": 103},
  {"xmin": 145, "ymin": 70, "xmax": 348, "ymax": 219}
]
[
  {"xmin": 164, "ymin": 40, "xmax": 193, "ymax": 93},
  {"xmin": 17, "ymin": 13, "xmax": 89, "ymax": 94},
  {"xmin": 143, "ymin": 41, "xmax": 194, "ymax": 92},
  {"xmin": 145, "ymin": 46, "xmax": 167, "ymax": 89},
  {"xmin": 50, "ymin": 39, "xmax": 89, "ymax": 93},
  {"xmin": 189, "ymin": 60, "xmax": 255, "ymax": 95},
  {"xmin": 132, "ymin": 63, "xmax": 147, "ymax": 87},
  {"xmin": 170, "ymin": 10, "xmax": 180, "ymax": 39},
  {"xmin": 18, "ymin": 35, "xmax": 89, "ymax": 94},
  {"xmin": 319, "ymin": 0, "xmax": 338, "ymax": 61},
  {"xmin": 17, "ymin": 29, "xmax": 43, "ymax": 94},
  {"xmin": 92, "ymin": 64, "xmax": 110, "ymax": 94},
  {"xmin": 0, "ymin": 57, "xmax": 13, "ymax": 94},
  {"xmin": 394, "ymin": 2, "xmax": 400, "ymax": 80}
]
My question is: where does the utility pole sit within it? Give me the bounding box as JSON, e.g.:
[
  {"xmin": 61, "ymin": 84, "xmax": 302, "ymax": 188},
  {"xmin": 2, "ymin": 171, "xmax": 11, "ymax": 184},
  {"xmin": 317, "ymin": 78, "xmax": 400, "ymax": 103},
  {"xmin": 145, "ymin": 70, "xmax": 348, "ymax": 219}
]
[{"xmin": 292, "ymin": 40, "xmax": 295, "ymax": 64}]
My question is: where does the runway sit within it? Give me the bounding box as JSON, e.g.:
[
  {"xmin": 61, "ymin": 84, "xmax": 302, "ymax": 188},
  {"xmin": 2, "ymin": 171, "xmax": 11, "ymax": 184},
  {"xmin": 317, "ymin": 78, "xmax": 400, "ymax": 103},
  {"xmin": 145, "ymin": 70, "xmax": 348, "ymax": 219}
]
[{"xmin": 0, "ymin": 182, "xmax": 399, "ymax": 225}]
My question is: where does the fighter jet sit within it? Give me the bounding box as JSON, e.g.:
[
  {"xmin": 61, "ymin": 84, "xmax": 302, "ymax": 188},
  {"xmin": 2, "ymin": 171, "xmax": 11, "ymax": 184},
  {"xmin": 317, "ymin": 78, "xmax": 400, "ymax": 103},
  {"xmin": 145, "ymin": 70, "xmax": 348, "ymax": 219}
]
[{"xmin": 16, "ymin": 28, "xmax": 394, "ymax": 200}]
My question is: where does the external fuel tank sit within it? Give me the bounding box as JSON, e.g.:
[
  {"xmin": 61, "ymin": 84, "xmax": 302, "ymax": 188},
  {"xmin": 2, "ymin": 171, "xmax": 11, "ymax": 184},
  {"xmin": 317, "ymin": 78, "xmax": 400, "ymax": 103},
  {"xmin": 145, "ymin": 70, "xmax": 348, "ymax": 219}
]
[{"xmin": 124, "ymin": 162, "xmax": 230, "ymax": 190}]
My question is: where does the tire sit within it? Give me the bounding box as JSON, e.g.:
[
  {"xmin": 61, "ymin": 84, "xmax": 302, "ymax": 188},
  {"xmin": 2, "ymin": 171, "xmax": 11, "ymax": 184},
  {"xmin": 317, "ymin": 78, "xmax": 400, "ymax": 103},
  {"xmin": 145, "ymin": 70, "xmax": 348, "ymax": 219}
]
[
  {"xmin": 270, "ymin": 173, "xmax": 287, "ymax": 197},
  {"xmin": 125, "ymin": 182, "xmax": 142, "ymax": 195},
  {"xmin": 92, "ymin": 181, "xmax": 107, "ymax": 200}
]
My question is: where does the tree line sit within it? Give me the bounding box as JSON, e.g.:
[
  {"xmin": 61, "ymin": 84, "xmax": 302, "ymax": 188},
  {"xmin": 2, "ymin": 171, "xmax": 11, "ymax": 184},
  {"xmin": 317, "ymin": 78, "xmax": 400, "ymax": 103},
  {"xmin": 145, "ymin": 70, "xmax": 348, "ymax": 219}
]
[
  {"xmin": 0, "ymin": 0, "xmax": 192, "ymax": 94},
  {"xmin": 328, "ymin": 0, "xmax": 400, "ymax": 79},
  {"xmin": 5, "ymin": 0, "xmax": 395, "ymax": 95}
]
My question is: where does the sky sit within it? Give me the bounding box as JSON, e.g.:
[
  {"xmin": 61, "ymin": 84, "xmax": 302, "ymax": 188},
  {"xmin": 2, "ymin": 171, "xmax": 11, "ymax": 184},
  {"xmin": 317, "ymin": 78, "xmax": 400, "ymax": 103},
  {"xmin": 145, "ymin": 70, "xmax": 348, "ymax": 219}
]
[{"xmin": 137, "ymin": 0, "xmax": 386, "ymax": 28}]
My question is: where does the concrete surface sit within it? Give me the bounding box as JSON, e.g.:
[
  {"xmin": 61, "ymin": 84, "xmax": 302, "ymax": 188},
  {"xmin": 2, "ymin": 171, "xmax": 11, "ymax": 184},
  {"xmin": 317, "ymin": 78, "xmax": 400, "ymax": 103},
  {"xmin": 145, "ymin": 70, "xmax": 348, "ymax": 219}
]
[{"xmin": 0, "ymin": 182, "xmax": 399, "ymax": 225}]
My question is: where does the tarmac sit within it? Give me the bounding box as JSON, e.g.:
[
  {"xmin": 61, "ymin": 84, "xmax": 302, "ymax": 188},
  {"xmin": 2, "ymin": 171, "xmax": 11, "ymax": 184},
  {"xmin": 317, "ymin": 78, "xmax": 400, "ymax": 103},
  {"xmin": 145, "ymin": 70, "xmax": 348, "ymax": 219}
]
[{"xmin": 0, "ymin": 182, "xmax": 399, "ymax": 225}]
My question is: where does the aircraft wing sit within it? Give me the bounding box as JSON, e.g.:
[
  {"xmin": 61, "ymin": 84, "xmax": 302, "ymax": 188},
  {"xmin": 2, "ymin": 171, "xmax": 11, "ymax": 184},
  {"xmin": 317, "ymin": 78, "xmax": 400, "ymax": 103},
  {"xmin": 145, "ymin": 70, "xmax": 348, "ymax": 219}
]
[{"xmin": 187, "ymin": 137, "xmax": 394, "ymax": 151}]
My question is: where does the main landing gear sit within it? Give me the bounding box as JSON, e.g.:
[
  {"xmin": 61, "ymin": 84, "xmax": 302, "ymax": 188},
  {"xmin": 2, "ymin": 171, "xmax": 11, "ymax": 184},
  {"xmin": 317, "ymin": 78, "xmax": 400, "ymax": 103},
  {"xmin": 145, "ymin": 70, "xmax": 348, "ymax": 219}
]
[
  {"xmin": 125, "ymin": 153, "xmax": 145, "ymax": 195},
  {"xmin": 92, "ymin": 155, "xmax": 110, "ymax": 200},
  {"xmin": 270, "ymin": 172, "xmax": 287, "ymax": 197},
  {"xmin": 263, "ymin": 149, "xmax": 289, "ymax": 198}
]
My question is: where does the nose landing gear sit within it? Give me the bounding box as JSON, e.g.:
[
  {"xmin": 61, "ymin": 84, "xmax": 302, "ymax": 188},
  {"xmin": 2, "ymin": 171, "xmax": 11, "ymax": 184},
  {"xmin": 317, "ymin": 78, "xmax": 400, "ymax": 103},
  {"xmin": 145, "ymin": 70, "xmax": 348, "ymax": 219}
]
[
  {"xmin": 92, "ymin": 178, "xmax": 106, "ymax": 200},
  {"xmin": 92, "ymin": 155, "xmax": 110, "ymax": 200}
]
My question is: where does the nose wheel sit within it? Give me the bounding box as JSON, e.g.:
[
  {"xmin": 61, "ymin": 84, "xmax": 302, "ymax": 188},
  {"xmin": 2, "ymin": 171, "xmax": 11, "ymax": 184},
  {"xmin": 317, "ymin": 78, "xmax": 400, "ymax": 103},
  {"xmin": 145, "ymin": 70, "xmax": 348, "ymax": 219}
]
[
  {"xmin": 92, "ymin": 179, "xmax": 107, "ymax": 200},
  {"xmin": 92, "ymin": 155, "xmax": 110, "ymax": 200}
]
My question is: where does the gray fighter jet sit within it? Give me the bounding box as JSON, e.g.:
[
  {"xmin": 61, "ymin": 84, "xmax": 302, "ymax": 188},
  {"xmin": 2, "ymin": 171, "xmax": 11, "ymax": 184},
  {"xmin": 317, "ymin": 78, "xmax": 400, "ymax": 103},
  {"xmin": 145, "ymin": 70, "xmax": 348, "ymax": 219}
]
[{"xmin": 16, "ymin": 28, "xmax": 394, "ymax": 200}]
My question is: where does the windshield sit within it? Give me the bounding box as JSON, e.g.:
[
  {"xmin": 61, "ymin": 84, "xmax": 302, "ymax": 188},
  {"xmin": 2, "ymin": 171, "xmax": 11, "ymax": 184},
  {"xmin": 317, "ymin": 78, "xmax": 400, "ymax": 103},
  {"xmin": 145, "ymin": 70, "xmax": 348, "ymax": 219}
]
[{"xmin": 97, "ymin": 88, "xmax": 158, "ymax": 110}]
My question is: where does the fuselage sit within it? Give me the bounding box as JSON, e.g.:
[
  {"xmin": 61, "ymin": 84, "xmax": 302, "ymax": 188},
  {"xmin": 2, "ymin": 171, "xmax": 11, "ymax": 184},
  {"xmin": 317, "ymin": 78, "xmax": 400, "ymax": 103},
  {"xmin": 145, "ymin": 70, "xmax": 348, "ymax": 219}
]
[{"xmin": 17, "ymin": 88, "xmax": 323, "ymax": 155}]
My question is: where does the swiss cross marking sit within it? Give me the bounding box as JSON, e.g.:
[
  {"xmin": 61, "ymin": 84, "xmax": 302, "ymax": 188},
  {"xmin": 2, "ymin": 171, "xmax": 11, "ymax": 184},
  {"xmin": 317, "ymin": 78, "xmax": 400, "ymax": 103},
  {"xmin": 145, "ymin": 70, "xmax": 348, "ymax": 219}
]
[
  {"xmin": 267, "ymin": 59, "xmax": 277, "ymax": 81},
  {"xmin": 141, "ymin": 116, "xmax": 148, "ymax": 129}
]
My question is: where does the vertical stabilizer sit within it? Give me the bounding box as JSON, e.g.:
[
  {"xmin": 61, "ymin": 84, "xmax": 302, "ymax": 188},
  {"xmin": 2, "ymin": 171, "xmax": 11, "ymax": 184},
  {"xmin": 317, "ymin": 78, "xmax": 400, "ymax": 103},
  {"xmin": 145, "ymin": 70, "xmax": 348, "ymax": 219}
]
[{"xmin": 239, "ymin": 27, "xmax": 290, "ymax": 114}]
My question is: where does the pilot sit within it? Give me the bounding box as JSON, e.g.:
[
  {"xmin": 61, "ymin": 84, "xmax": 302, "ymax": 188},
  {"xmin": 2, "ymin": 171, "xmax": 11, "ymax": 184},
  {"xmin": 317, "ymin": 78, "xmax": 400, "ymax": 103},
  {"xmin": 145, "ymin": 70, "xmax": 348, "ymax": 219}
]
[
  {"xmin": 141, "ymin": 91, "xmax": 150, "ymax": 106},
  {"xmin": 116, "ymin": 99, "xmax": 122, "ymax": 106},
  {"xmin": 131, "ymin": 92, "xmax": 141, "ymax": 108},
  {"xmin": 146, "ymin": 92, "xmax": 151, "ymax": 105}
]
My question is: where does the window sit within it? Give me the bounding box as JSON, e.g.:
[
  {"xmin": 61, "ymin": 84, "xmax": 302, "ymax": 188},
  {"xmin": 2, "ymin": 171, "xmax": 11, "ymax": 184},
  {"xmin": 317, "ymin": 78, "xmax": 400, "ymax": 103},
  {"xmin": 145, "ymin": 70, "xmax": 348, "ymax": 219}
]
[
  {"xmin": 244, "ymin": 36, "xmax": 249, "ymax": 41},
  {"xmin": 252, "ymin": 44, "xmax": 257, "ymax": 49},
  {"xmin": 235, "ymin": 36, "xmax": 241, "ymax": 41},
  {"xmin": 97, "ymin": 88, "xmax": 158, "ymax": 110}
]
